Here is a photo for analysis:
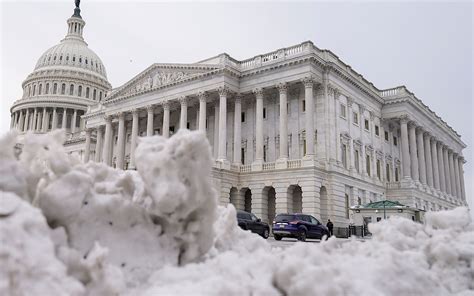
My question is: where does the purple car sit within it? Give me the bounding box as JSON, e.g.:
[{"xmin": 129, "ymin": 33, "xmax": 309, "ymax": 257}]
[{"xmin": 272, "ymin": 213, "xmax": 329, "ymax": 241}]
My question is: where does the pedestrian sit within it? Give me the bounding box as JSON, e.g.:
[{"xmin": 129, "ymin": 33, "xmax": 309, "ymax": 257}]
[{"xmin": 326, "ymin": 219, "xmax": 334, "ymax": 237}]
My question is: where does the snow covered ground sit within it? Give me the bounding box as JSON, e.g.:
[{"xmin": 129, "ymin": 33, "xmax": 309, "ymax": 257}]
[{"xmin": 1, "ymin": 130, "xmax": 473, "ymax": 296}]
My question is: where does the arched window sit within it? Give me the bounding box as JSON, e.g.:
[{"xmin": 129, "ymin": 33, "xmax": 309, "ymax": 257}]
[
  {"xmin": 59, "ymin": 55, "xmax": 63, "ymax": 61},
  {"xmin": 61, "ymin": 83, "xmax": 66, "ymax": 95},
  {"xmin": 79, "ymin": 57, "xmax": 82, "ymax": 63},
  {"xmin": 85, "ymin": 59, "xmax": 88, "ymax": 65},
  {"xmin": 78, "ymin": 85, "xmax": 82, "ymax": 97},
  {"xmin": 33, "ymin": 85, "xmax": 36, "ymax": 96},
  {"xmin": 38, "ymin": 84, "xmax": 42, "ymax": 95},
  {"xmin": 48, "ymin": 56, "xmax": 51, "ymax": 61},
  {"xmin": 99, "ymin": 91, "xmax": 102, "ymax": 101},
  {"xmin": 53, "ymin": 55, "xmax": 56, "ymax": 61},
  {"xmin": 86, "ymin": 87, "xmax": 90, "ymax": 98},
  {"xmin": 66, "ymin": 55, "xmax": 69, "ymax": 61},
  {"xmin": 93, "ymin": 89, "xmax": 97, "ymax": 100},
  {"xmin": 45, "ymin": 83, "xmax": 49, "ymax": 94},
  {"xmin": 69, "ymin": 84, "xmax": 74, "ymax": 95},
  {"xmin": 53, "ymin": 83, "xmax": 58, "ymax": 94},
  {"xmin": 72, "ymin": 56, "xmax": 76, "ymax": 62},
  {"xmin": 28, "ymin": 85, "xmax": 31, "ymax": 96}
]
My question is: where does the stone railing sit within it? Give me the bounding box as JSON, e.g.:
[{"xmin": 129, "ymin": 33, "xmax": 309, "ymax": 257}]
[
  {"xmin": 262, "ymin": 162, "xmax": 275, "ymax": 171},
  {"xmin": 288, "ymin": 159, "xmax": 302, "ymax": 169},
  {"xmin": 230, "ymin": 163, "xmax": 240, "ymax": 171},
  {"xmin": 386, "ymin": 182, "xmax": 401, "ymax": 189},
  {"xmin": 380, "ymin": 87, "xmax": 405, "ymax": 97},
  {"xmin": 240, "ymin": 164, "xmax": 252, "ymax": 173}
]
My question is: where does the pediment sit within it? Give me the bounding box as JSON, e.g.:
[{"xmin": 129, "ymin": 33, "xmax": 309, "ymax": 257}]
[{"xmin": 107, "ymin": 63, "xmax": 219, "ymax": 100}]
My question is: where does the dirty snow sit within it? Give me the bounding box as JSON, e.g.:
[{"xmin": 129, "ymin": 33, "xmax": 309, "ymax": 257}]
[{"xmin": 0, "ymin": 130, "xmax": 473, "ymax": 296}]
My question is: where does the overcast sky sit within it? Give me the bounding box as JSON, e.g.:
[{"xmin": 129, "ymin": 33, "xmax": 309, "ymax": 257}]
[{"xmin": 1, "ymin": 1, "xmax": 472, "ymax": 211}]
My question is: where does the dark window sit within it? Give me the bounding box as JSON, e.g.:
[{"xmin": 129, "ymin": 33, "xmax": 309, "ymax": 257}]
[
  {"xmin": 38, "ymin": 84, "xmax": 42, "ymax": 95},
  {"xmin": 353, "ymin": 112, "xmax": 359, "ymax": 125},
  {"xmin": 385, "ymin": 131, "xmax": 389, "ymax": 141},
  {"xmin": 45, "ymin": 83, "xmax": 49, "ymax": 94},
  {"xmin": 375, "ymin": 125, "xmax": 380, "ymax": 136},
  {"xmin": 263, "ymin": 145, "xmax": 266, "ymax": 162},
  {"xmin": 393, "ymin": 136, "xmax": 398, "ymax": 146},
  {"xmin": 72, "ymin": 56, "xmax": 76, "ymax": 62},
  {"xmin": 99, "ymin": 91, "xmax": 102, "ymax": 100},
  {"xmin": 377, "ymin": 159, "xmax": 381, "ymax": 180},
  {"xmin": 33, "ymin": 85, "xmax": 36, "ymax": 96},
  {"xmin": 395, "ymin": 167, "xmax": 399, "ymax": 182},
  {"xmin": 79, "ymin": 57, "xmax": 82, "ymax": 63},
  {"xmin": 93, "ymin": 89, "xmax": 97, "ymax": 100},
  {"xmin": 263, "ymin": 108, "xmax": 266, "ymax": 119},
  {"xmin": 364, "ymin": 119, "xmax": 369, "ymax": 131},
  {"xmin": 241, "ymin": 112, "xmax": 246, "ymax": 123},
  {"xmin": 69, "ymin": 84, "xmax": 74, "ymax": 95},
  {"xmin": 241, "ymin": 148, "xmax": 245, "ymax": 164},
  {"xmin": 86, "ymin": 87, "xmax": 90, "ymax": 98},
  {"xmin": 187, "ymin": 122, "xmax": 190, "ymax": 129},
  {"xmin": 366, "ymin": 155, "xmax": 371, "ymax": 176},
  {"xmin": 170, "ymin": 126, "xmax": 175, "ymax": 135},
  {"xmin": 386, "ymin": 164, "xmax": 390, "ymax": 181},
  {"xmin": 302, "ymin": 100, "xmax": 306, "ymax": 112},
  {"xmin": 78, "ymin": 85, "xmax": 82, "ymax": 97},
  {"xmin": 66, "ymin": 56, "xmax": 69, "ymax": 61},
  {"xmin": 53, "ymin": 83, "xmax": 57, "ymax": 94},
  {"xmin": 275, "ymin": 214, "xmax": 296, "ymax": 222},
  {"xmin": 61, "ymin": 83, "xmax": 66, "ymax": 95},
  {"xmin": 354, "ymin": 150, "xmax": 360, "ymax": 172}
]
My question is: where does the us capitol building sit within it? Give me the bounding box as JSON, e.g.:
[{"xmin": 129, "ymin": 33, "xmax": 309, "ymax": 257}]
[{"xmin": 9, "ymin": 2, "xmax": 468, "ymax": 226}]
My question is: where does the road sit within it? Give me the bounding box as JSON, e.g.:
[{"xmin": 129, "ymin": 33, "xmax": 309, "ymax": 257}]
[{"xmin": 266, "ymin": 236, "xmax": 368, "ymax": 250}]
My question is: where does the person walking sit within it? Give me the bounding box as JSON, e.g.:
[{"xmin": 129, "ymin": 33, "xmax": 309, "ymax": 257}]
[{"xmin": 326, "ymin": 219, "xmax": 334, "ymax": 237}]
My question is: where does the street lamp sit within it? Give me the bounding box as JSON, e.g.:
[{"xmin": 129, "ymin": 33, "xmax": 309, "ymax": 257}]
[{"xmin": 382, "ymin": 193, "xmax": 386, "ymax": 219}]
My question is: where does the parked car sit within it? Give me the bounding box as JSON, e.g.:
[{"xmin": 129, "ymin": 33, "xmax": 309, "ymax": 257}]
[
  {"xmin": 237, "ymin": 210, "xmax": 270, "ymax": 239},
  {"xmin": 272, "ymin": 213, "xmax": 329, "ymax": 241}
]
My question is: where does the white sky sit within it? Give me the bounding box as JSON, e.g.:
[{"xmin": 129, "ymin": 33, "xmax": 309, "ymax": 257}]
[{"xmin": 1, "ymin": 1, "xmax": 473, "ymax": 212}]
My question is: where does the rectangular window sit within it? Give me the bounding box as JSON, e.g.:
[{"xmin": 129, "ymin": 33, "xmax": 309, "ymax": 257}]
[
  {"xmin": 353, "ymin": 112, "xmax": 359, "ymax": 125},
  {"xmin": 393, "ymin": 136, "xmax": 398, "ymax": 146},
  {"xmin": 366, "ymin": 155, "xmax": 371, "ymax": 176},
  {"xmin": 206, "ymin": 119, "xmax": 208, "ymax": 129},
  {"xmin": 302, "ymin": 100, "xmax": 306, "ymax": 112},
  {"xmin": 341, "ymin": 144, "xmax": 347, "ymax": 169},
  {"xmin": 386, "ymin": 164, "xmax": 390, "ymax": 181},
  {"xmin": 340, "ymin": 104, "xmax": 346, "ymax": 118},
  {"xmin": 375, "ymin": 125, "xmax": 380, "ymax": 136},
  {"xmin": 395, "ymin": 167, "xmax": 399, "ymax": 182},
  {"xmin": 384, "ymin": 131, "xmax": 389, "ymax": 141},
  {"xmin": 241, "ymin": 148, "xmax": 245, "ymax": 165},
  {"xmin": 364, "ymin": 119, "xmax": 369, "ymax": 131},
  {"xmin": 376, "ymin": 159, "xmax": 381, "ymax": 180},
  {"xmin": 187, "ymin": 122, "xmax": 190, "ymax": 129},
  {"xmin": 354, "ymin": 150, "xmax": 360, "ymax": 172},
  {"xmin": 303, "ymin": 139, "xmax": 307, "ymax": 156},
  {"xmin": 241, "ymin": 112, "xmax": 246, "ymax": 123},
  {"xmin": 263, "ymin": 108, "xmax": 266, "ymax": 119},
  {"xmin": 263, "ymin": 145, "xmax": 267, "ymax": 162}
]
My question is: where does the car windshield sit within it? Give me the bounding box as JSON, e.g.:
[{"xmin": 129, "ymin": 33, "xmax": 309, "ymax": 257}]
[
  {"xmin": 237, "ymin": 213, "xmax": 247, "ymax": 219},
  {"xmin": 275, "ymin": 214, "xmax": 296, "ymax": 222}
]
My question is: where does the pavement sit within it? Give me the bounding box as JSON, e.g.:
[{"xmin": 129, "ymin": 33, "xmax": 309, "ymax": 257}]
[{"xmin": 267, "ymin": 236, "xmax": 369, "ymax": 250}]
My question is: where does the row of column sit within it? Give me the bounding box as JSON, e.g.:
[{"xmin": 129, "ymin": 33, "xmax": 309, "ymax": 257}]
[
  {"xmin": 11, "ymin": 107, "xmax": 82, "ymax": 133},
  {"xmin": 89, "ymin": 78, "xmax": 319, "ymax": 169},
  {"xmin": 399, "ymin": 116, "xmax": 465, "ymax": 201}
]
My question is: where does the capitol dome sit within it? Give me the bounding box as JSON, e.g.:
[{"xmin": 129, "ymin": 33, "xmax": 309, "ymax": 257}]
[{"xmin": 10, "ymin": 1, "xmax": 111, "ymax": 141}]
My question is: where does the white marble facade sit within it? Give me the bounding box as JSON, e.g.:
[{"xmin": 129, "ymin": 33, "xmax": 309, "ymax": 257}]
[{"xmin": 9, "ymin": 5, "xmax": 468, "ymax": 227}]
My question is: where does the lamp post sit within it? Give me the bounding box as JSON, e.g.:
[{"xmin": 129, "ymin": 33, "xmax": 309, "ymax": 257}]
[{"xmin": 382, "ymin": 193, "xmax": 386, "ymax": 219}]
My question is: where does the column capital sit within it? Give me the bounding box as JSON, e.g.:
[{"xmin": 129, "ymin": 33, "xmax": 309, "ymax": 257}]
[
  {"xmin": 423, "ymin": 131, "xmax": 432, "ymax": 138},
  {"xmin": 85, "ymin": 128, "xmax": 92, "ymax": 134},
  {"xmin": 234, "ymin": 94, "xmax": 242, "ymax": 103},
  {"xmin": 399, "ymin": 114, "xmax": 410, "ymax": 124},
  {"xmin": 97, "ymin": 125, "xmax": 104, "ymax": 131},
  {"xmin": 347, "ymin": 97, "xmax": 354, "ymax": 107},
  {"xmin": 458, "ymin": 156, "xmax": 465, "ymax": 163},
  {"xmin": 301, "ymin": 76, "xmax": 314, "ymax": 88},
  {"xmin": 408, "ymin": 120, "xmax": 418, "ymax": 128},
  {"xmin": 358, "ymin": 103, "xmax": 366, "ymax": 114},
  {"xmin": 218, "ymin": 85, "xmax": 230, "ymax": 97},
  {"xmin": 277, "ymin": 82, "xmax": 288, "ymax": 94},
  {"xmin": 131, "ymin": 108, "xmax": 139, "ymax": 115},
  {"xmin": 198, "ymin": 91, "xmax": 208, "ymax": 102},
  {"xmin": 116, "ymin": 112, "xmax": 125, "ymax": 120},
  {"xmin": 146, "ymin": 105, "xmax": 154, "ymax": 113},
  {"xmin": 178, "ymin": 96, "xmax": 188, "ymax": 106},
  {"xmin": 253, "ymin": 87, "xmax": 264, "ymax": 98},
  {"xmin": 104, "ymin": 115, "xmax": 112, "ymax": 122},
  {"xmin": 160, "ymin": 101, "xmax": 170, "ymax": 110},
  {"xmin": 369, "ymin": 111, "xmax": 375, "ymax": 121}
]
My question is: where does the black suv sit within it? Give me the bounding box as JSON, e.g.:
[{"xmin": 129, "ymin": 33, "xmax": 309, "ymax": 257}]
[
  {"xmin": 237, "ymin": 210, "xmax": 270, "ymax": 239},
  {"xmin": 272, "ymin": 213, "xmax": 329, "ymax": 241}
]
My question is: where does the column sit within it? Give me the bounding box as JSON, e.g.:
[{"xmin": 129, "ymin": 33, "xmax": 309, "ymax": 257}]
[
  {"xmin": 430, "ymin": 138, "xmax": 440, "ymax": 190},
  {"xmin": 448, "ymin": 150, "xmax": 456, "ymax": 197},
  {"xmin": 218, "ymin": 86, "xmax": 228, "ymax": 161},
  {"xmin": 302, "ymin": 77, "xmax": 315, "ymax": 158},
  {"xmin": 437, "ymin": 142, "xmax": 446, "ymax": 192},
  {"xmin": 51, "ymin": 107, "xmax": 58, "ymax": 130},
  {"xmin": 84, "ymin": 129, "xmax": 91, "ymax": 162},
  {"xmin": 198, "ymin": 92, "xmax": 207, "ymax": 132},
  {"xmin": 37, "ymin": 111, "xmax": 43, "ymax": 131},
  {"xmin": 23, "ymin": 109, "xmax": 30, "ymax": 132},
  {"xmin": 94, "ymin": 126, "xmax": 103, "ymax": 162},
  {"xmin": 453, "ymin": 154, "xmax": 461, "ymax": 199},
  {"xmin": 408, "ymin": 122, "xmax": 419, "ymax": 182},
  {"xmin": 213, "ymin": 101, "xmax": 219, "ymax": 158},
  {"xmin": 347, "ymin": 99, "xmax": 355, "ymax": 171},
  {"xmin": 116, "ymin": 112, "xmax": 125, "ymax": 170},
  {"xmin": 103, "ymin": 116, "xmax": 113, "ymax": 166},
  {"xmin": 62, "ymin": 108, "xmax": 68, "ymax": 130},
  {"xmin": 162, "ymin": 102, "xmax": 170, "ymax": 138},
  {"xmin": 278, "ymin": 83, "xmax": 288, "ymax": 160},
  {"xmin": 400, "ymin": 116, "xmax": 411, "ymax": 179},
  {"xmin": 18, "ymin": 111, "xmax": 24, "ymax": 131},
  {"xmin": 458, "ymin": 157, "xmax": 466, "ymax": 201},
  {"xmin": 179, "ymin": 97, "xmax": 188, "ymax": 130},
  {"xmin": 233, "ymin": 95, "xmax": 242, "ymax": 164},
  {"xmin": 146, "ymin": 105, "xmax": 154, "ymax": 136},
  {"xmin": 10, "ymin": 113, "xmax": 14, "ymax": 129},
  {"xmin": 31, "ymin": 108, "xmax": 37, "ymax": 131},
  {"xmin": 443, "ymin": 147, "xmax": 451, "ymax": 195},
  {"xmin": 254, "ymin": 88, "xmax": 264, "ymax": 162},
  {"xmin": 71, "ymin": 109, "xmax": 77, "ymax": 133},
  {"xmin": 129, "ymin": 109, "xmax": 139, "ymax": 169},
  {"xmin": 424, "ymin": 133, "xmax": 433, "ymax": 188},
  {"xmin": 416, "ymin": 128, "xmax": 426, "ymax": 185}
]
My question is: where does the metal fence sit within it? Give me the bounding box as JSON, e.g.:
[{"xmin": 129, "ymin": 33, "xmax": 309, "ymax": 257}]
[{"xmin": 333, "ymin": 226, "xmax": 371, "ymax": 238}]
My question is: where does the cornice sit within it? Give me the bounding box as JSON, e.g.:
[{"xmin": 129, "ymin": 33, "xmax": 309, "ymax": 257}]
[{"xmin": 11, "ymin": 96, "xmax": 93, "ymax": 112}]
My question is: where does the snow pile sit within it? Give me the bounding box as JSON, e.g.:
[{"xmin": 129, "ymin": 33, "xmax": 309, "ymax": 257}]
[{"xmin": 1, "ymin": 130, "xmax": 473, "ymax": 296}]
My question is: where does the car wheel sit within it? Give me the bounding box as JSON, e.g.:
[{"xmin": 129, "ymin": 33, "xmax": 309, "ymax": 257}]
[
  {"xmin": 262, "ymin": 228, "xmax": 269, "ymax": 239},
  {"xmin": 298, "ymin": 229, "xmax": 307, "ymax": 242},
  {"xmin": 274, "ymin": 234, "xmax": 282, "ymax": 241},
  {"xmin": 239, "ymin": 223, "xmax": 247, "ymax": 231}
]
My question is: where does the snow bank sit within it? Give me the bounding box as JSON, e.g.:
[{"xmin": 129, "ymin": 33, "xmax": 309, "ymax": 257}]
[{"xmin": 1, "ymin": 130, "xmax": 473, "ymax": 296}]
